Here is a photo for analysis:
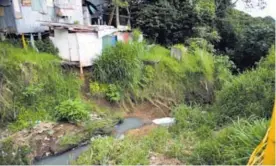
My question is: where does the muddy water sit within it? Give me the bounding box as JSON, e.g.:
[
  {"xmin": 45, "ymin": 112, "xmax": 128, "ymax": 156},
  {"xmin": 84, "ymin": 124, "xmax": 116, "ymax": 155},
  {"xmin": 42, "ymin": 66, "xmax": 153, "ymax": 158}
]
[
  {"xmin": 33, "ymin": 117, "xmax": 145, "ymax": 165},
  {"xmin": 33, "ymin": 145, "xmax": 89, "ymax": 165},
  {"xmin": 114, "ymin": 117, "xmax": 144, "ymax": 137}
]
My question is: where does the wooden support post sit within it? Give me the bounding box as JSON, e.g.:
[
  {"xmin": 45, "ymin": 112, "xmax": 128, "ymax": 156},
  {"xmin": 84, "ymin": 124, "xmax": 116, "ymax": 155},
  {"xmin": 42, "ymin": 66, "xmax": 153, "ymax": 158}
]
[
  {"xmin": 126, "ymin": 7, "xmax": 131, "ymax": 29},
  {"xmin": 108, "ymin": 7, "xmax": 115, "ymax": 25},
  {"xmin": 0, "ymin": 33, "xmax": 5, "ymax": 41},
  {"xmin": 80, "ymin": 62, "xmax": 84, "ymax": 80},
  {"xmin": 21, "ymin": 34, "xmax": 27, "ymax": 50},
  {"xmin": 38, "ymin": 32, "xmax": 42, "ymax": 40},
  {"xmin": 116, "ymin": 6, "xmax": 120, "ymax": 28}
]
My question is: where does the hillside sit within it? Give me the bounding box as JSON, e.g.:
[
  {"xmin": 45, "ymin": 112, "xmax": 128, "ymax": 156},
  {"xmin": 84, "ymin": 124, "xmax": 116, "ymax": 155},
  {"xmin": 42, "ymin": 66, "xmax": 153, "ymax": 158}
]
[{"xmin": 0, "ymin": 0, "xmax": 275, "ymax": 165}]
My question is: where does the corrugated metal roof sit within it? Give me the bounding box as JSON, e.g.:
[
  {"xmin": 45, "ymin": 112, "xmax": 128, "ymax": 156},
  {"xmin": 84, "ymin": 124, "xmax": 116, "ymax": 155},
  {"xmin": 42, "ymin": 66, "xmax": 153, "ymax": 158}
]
[{"xmin": 40, "ymin": 21, "xmax": 118, "ymax": 32}]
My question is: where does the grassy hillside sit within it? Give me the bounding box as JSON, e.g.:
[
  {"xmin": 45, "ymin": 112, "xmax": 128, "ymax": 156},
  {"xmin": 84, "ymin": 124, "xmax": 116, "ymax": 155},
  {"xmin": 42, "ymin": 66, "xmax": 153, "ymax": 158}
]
[{"xmin": 0, "ymin": 43, "xmax": 81, "ymax": 130}]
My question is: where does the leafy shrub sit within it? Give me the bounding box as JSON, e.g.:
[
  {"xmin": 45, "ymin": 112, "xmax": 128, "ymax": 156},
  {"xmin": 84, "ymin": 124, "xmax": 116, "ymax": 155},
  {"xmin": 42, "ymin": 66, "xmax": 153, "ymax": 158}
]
[
  {"xmin": 89, "ymin": 82, "xmax": 107, "ymax": 97},
  {"xmin": 213, "ymin": 47, "xmax": 275, "ymax": 124},
  {"xmin": 92, "ymin": 42, "xmax": 144, "ymax": 92},
  {"xmin": 36, "ymin": 38, "xmax": 59, "ymax": 56},
  {"xmin": 105, "ymin": 84, "xmax": 121, "ymax": 102},
  {"xmin": 189, "ymin": 119, "xmax": 268, "ymax": 165},
  {"xmin": 55, "ymin": 99, "xmax": 90, "ymax": 123}
]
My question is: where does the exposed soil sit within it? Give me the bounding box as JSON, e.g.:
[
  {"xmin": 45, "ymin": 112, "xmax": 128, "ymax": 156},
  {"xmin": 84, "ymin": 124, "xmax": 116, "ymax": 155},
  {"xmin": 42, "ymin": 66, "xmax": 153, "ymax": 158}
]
[
  {"xmin": 150, "ymin": 152, "xmax": 182, "ymax": 165},
  {"xmin": 124, "ymin": 101, "xmax": 172, "ymax": 137},
  {"xmin": 125, "ymin": 102, "xmax": 171, "ymax": 121},
  {"xmin": 11, "ymin": 122, "xmax": 85, "ymax": 162}
]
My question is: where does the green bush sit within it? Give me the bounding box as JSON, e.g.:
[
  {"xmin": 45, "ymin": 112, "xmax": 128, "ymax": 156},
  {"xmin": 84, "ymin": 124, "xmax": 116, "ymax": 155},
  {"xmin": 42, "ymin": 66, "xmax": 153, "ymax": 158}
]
[
  {"xmin": 189, "ymin": 119, "xmax": 268, "ymax": 165},
  {"xmin": 105, "ymin": 84, "xmax": 121, "ymax": 102},
  {"xmin": 213, "ymin": 47, "xmax": 275, "ymax": 124},
  {"xmin": 36, "ymin": 38, "xmax": 59, "ymax": 56},
  {"xmin": 55, "ymin": 99, "xmax": 90, "ymax": 123},
  {"xmin": 89, "ymin": 82, "xmax": 107, "ymax": 98},
  {"xmin": 92, "ymin": 42, "xmax": 145, "ymax": 92}
]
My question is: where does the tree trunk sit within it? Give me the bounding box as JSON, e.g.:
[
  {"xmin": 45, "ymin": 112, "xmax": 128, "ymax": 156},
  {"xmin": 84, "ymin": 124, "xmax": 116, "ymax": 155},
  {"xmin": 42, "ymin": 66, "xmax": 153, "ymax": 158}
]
[
  {"xmin": 108, "ymin": 7, "xmax": 116, "ymax": 25},
  {"xmin": 116, "ymin": 6, "xmax": 120, "ymax": 28},
  {"xmin": 126, "ymin": 6, "xmax": 131, "ymax": 28}
]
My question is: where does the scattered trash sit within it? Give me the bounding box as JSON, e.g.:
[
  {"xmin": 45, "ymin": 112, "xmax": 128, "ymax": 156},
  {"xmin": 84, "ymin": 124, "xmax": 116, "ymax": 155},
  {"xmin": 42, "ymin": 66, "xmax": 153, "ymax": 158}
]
[{"xmin": 152, "ymin": 117, "xmax": 175, "ymax": 126}]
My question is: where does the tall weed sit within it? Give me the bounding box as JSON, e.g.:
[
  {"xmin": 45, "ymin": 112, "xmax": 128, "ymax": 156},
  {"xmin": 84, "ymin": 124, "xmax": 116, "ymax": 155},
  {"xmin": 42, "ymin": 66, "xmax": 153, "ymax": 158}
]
[
  {"xmin": 189, "ymin": 119, "xmax": 268, "ymax": 165},
  {"xmin": 213, "ymin": 46, "xmax": 275, "ymax": 124},
  {"xmin": 0, "ymin": 43, "xmax": 81, "ymax": 127},
  {"xmin": 92, "ymin": 42, "xmax": 145, "ymax": 94}
]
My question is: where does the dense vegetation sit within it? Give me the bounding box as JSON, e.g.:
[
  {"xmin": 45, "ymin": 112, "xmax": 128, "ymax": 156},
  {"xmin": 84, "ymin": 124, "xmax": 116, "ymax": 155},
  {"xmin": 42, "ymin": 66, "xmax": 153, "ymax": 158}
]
[
  {"xmin": 80, "ymin": 39, "xmax": 274, "ymax": 165},
  {"xmin": 129, "ymin": 0, "xmax": 275, "ymax": 70},
  {"xmin": 0, "ymin": 43, "xmax": 84, "ymax": 129},
  {"xmin": 92, "ymin": 42, "xmax": 233, "ymax": 106}
]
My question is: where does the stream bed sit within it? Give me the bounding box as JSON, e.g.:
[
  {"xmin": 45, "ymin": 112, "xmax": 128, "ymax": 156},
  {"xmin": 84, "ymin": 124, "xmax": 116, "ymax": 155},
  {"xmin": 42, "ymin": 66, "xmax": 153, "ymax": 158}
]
[{"xmin": 33, "ymin": 117, "xmax": 145, "ymax": 165}]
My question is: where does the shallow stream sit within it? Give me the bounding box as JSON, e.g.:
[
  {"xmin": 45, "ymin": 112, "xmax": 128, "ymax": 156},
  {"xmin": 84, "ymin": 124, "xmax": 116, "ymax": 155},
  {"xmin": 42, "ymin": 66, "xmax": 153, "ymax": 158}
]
[{"xmin": 33, "ymin": 117, "xmax": 144, "ymax": 165}]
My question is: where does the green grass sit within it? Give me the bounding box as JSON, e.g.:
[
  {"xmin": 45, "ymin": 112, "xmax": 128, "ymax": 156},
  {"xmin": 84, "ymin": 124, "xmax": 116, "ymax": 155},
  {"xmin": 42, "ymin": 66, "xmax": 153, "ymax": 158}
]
[
  {"xmin": 59, "ymin": 133, "xmax": 84, "ymax": 147},
  {"xmin": 0, "ymin": 43, "xmax": 82, "ymax": 128},
  {"xmin": 74, "ymin": 127, "xmax": 172, "ymax": 165},
  {"xmin": 141, "ymin": 45, "xmax": 171, "ymax": 62},
  {"xmin": 188, "ymin": 119, "xmax": 268, "ymax": 165}
]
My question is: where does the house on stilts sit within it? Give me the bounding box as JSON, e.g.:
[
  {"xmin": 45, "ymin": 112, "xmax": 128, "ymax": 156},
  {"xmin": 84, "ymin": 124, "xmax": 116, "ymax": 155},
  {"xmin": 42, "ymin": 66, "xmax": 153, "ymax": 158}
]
[{"xmin": 0, "ymin": 0, "xmax": 141, "ymax": 67}]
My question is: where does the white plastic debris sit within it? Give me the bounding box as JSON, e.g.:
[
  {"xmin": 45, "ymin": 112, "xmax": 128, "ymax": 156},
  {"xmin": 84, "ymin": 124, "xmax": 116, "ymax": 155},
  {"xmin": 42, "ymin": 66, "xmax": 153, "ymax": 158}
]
[{"xmin": 152, "ymin": 117, "xmax": 175, "ymax": 126}]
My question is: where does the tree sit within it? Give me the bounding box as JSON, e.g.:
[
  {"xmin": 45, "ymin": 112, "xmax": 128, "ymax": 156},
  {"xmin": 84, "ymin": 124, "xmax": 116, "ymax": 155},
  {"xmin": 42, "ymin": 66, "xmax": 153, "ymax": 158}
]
[
  {"xmin": 108, "ymin": 0, "xmax": 129, "ymax": 27},
  {"xmin": 131, "ymin": 0, "xmax": 215, "ymax": 46},
  {"xmin": 234, "ymin": 23, "xmax": 275, "ymax": 69},
  {"xmin": 215, "ymin": 8, "xmax": 275, "ymax": 70}
]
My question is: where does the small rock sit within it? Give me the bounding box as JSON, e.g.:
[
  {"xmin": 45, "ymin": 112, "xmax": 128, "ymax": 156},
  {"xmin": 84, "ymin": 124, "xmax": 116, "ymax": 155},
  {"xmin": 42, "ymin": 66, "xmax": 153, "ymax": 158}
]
[
  {"xmin": 48, "ymin": 130, "xmax": 54, "ymax": 135},
  {"xmin": 44, "ymin": 137, "xmax": 50, "ymax": 141},
  {"xmin": 45, "ymin": 152, "xmax": 51, "ymax": 156}
]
